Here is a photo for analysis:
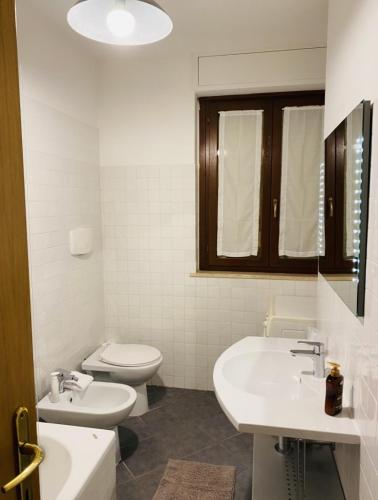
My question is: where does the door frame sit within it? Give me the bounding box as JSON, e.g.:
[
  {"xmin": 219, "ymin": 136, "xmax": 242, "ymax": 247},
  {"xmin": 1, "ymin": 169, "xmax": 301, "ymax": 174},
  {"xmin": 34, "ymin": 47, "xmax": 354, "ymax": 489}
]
[{"xmin": 0, "ymin": 1, "xmax": 40, "ymax": 498}]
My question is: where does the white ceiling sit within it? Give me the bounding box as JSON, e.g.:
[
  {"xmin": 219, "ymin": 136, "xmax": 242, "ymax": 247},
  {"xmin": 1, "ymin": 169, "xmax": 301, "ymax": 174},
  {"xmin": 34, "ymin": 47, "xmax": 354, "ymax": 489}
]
[{"xmin": 24, "ymin": 0, "xmax": 328, "ymax": 60}]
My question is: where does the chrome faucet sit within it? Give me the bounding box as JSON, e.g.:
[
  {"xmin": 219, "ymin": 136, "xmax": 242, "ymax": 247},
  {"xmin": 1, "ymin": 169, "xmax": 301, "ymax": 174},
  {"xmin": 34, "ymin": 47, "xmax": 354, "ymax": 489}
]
[
  {"xmin": 56, "ymin": 369, "xmax": 78, "ymax": 393},
  {"xmin": 290, "ymin": 341, "xmax": 325, "ymax": 378}
]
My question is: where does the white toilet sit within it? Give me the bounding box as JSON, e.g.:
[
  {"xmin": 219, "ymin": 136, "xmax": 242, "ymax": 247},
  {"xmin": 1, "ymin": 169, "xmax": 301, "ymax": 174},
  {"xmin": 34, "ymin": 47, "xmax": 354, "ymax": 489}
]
[{"xmin": 82, "ymin": 342, "xmax": 163, "ymax": 416}]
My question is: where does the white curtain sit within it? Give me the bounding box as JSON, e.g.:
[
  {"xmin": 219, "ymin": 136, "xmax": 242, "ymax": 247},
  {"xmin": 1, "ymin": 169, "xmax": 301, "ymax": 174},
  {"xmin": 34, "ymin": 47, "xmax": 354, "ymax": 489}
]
[
  {"xmin": 345, "ymin": 104, "xmax": 363, "ymax": 257},
  {"xmin": 279, "ymin": 106, "xmax": 324, "ymax": 257},
  {"xmin": 217, "ymin": 110, "xmax": 263, "ymax": 257}
]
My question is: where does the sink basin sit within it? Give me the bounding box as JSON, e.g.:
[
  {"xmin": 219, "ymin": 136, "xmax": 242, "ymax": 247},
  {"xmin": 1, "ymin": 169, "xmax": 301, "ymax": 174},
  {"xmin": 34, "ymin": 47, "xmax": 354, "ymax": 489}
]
[
  {"xmin": 37, "ymin": 381, "xmax": 136, "ymax": 429},
  {"xmin": 213, "ymin": 336, "xmax": 359, "ymax": 444},
  {"xmin": 222, "ymin": 351, "xmax": 316, "ymax": 400}
]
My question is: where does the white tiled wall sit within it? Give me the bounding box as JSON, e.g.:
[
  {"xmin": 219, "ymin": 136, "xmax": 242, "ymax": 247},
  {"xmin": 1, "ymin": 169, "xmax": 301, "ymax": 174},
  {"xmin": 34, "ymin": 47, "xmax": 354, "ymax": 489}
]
[
  {"xmin": 16, "ymin": 2, "xmax": 105, "ymax": 398},
  {"xmin": 97, "ymin": 45, "xmax": 323, "ymax": 391},
  {"xmin": 17, "ymin": 2, "xmax": 321, "ymax": 398},
  {"xmin": 318, "ymin": 1, "xmax": 378, "ymax": 497},
  {"xmin": 318, "ymin": 274, "xmax": 378, "ymax": 500},
  {"xmin": 21, "ymin": 97, "xmax": 104, "ymax": 397},
  {"xmin": 101, "ymin": 164, "xmax": 317, "ymax": 390},
  {"xmin": 317, "ymin": 107, "xmax": 378, "ymax": 499}
]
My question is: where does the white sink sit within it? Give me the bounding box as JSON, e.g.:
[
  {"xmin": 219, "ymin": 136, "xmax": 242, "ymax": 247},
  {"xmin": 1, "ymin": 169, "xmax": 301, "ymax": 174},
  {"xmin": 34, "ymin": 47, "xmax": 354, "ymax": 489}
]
[
  {"xmin": 213, "ymin": 337, "xmax": 359, "ymax": 444},
  {"xmin": 37, "ymin": 381, "xmax": 136, "ymax": 429},
  {"xmin": 222, "ymin": 351, "xmax": 317, "ymax": 400}
]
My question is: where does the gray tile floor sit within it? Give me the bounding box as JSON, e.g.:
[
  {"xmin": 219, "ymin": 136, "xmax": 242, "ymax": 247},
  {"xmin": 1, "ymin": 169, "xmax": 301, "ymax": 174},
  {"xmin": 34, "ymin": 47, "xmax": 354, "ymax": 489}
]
[{"xmin": 116, "ymin": 386, "xmax": 253, "ymax": 499}]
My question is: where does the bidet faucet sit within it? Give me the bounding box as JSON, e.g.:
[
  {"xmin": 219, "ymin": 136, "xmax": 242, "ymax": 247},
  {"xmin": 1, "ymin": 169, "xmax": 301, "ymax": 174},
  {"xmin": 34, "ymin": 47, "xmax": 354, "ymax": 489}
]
[
  {"xmin": 56, "ymin": 369, "xmax": 79, "ymax": 393},
  {"xmin": 290, "ymin": 341, "xmax": 325, "ymax": 378}
]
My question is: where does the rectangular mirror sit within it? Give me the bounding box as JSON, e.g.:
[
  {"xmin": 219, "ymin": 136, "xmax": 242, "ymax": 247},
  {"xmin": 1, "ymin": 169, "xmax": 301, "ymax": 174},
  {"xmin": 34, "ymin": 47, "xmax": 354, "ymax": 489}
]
[{"xmin": 319, "ymin": 101, "xmax": 372, "ymax": 316}]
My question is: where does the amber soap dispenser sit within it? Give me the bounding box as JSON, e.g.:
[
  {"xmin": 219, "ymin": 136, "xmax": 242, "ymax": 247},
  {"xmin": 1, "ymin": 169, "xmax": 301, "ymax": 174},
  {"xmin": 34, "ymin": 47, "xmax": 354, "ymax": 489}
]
[{"xmin": 325, "ymin": 362, "xmax": 344, "ymax": 416}]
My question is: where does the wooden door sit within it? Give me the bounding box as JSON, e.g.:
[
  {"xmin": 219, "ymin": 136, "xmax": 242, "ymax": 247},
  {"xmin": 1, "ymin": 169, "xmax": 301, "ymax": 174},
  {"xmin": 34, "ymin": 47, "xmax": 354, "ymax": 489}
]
[{"xmin": 0, "ymin": 0, "xmax": 40, "ymax": 498}]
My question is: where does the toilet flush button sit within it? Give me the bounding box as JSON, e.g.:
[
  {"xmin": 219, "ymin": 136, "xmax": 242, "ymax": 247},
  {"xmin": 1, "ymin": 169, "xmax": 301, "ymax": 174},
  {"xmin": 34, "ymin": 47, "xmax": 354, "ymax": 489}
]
[{"xmin": 70, "ymin": 227, "xmax": 93, "ymax": 256}]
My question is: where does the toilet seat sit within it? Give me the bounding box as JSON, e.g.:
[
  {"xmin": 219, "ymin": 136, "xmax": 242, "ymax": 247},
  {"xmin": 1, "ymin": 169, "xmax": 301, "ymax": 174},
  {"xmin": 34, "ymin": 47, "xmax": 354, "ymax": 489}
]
[
  {"xmin": 100, "ymin": 343, "xmax": 162, "ymax": 368},
  {"xmin": 82, "ymin": 342, "xmax": 163, "ymax": 416}
]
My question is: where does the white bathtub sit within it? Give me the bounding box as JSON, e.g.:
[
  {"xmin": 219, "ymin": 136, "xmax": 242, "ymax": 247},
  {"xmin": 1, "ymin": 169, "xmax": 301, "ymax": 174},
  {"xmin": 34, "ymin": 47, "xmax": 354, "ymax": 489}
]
[{"xmin": 37, "ymin": 422, "xmax": 116, "ymax": 500}]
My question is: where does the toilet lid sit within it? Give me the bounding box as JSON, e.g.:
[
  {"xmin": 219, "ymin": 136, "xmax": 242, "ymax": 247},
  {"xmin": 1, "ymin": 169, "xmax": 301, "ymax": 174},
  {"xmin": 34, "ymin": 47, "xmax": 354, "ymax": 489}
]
[{"xmin": 100, "ymin": 343, "xmax": 162, "ymax": 367}]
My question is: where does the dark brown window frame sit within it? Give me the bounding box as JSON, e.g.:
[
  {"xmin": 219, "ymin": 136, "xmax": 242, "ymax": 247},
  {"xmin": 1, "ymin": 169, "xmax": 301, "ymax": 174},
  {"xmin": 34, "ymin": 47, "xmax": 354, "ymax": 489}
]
[
  {"xmin": 199, "ymin": 91, "xmax": 327, "ymax": 275},
  {"xmin": 319, "ymin": 120, "xmax": 355, "ymax": 274}
]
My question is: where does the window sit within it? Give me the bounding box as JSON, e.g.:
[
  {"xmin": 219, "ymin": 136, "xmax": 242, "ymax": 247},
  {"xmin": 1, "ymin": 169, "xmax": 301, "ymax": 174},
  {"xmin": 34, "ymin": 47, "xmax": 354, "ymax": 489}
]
[{"xmin": 199, "ymin": 91, "xmax": 326, "ymax": 274}]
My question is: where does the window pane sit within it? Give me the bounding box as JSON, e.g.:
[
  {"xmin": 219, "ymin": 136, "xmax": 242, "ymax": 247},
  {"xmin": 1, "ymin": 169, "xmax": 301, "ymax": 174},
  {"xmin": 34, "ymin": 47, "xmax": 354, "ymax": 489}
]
[
  {"xmin": 279, "ymin": 106, "xmax": 324, "ymax": 258},
  {"xmin": 217, "ymin": 110, "xmax": 263, "ymax": 257}
]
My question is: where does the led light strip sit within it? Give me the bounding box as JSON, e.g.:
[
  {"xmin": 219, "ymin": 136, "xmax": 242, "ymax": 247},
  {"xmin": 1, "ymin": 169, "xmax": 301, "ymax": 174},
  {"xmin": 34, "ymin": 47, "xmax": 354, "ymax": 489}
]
[
  {"xmin": 318, "ymin": 162, "xmax": 325, "ymax": 256},
  {"xmin": 352, "ymin": 136, "xmax": 364, "ymax": 282}
]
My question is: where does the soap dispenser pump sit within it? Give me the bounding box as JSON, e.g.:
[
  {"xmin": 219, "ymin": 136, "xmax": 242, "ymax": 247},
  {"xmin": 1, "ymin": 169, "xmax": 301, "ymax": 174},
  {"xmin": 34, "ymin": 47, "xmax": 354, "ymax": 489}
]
[{"xmin": 325, "ymin": 362, "xmax": 344, "ymax": 416}]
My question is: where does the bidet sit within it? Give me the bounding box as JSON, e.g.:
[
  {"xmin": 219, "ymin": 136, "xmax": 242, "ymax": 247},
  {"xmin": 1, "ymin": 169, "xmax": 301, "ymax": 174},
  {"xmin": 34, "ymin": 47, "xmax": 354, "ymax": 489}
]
[
  {"xmin": 38, "ymin": 381, "xmax": 137, "ymax": 463},
  {"xmin": 37, "ymin": 381, "xmax": 136, "ymax": 429}
]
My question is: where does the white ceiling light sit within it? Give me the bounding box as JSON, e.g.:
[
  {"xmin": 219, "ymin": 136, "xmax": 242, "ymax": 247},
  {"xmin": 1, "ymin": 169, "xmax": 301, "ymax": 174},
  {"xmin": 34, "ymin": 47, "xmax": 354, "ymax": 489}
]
[
  {"xmin": 106, "ymin": 9, "xmax": 135, "ymax": 37},
  {"xmin": 67, "ymin": 0, "xmax": 173, "ymax": 46}
]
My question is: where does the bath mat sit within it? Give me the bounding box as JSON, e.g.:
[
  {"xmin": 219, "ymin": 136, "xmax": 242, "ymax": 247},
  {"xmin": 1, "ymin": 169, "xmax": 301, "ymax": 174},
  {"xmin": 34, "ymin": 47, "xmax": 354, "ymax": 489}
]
[{"xmin": 152, "ymin": 459, "xmax": 236, "ymax": 500}]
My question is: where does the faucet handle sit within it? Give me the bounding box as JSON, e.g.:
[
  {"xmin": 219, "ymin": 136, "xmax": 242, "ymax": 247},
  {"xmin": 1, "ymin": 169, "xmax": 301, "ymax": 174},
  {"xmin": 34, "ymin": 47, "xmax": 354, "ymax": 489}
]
[
  {"xmin": 56, "ymin": 368, "xmax": 79, "ymax": 381},
  {"xmin": 297, "ymin": 341, "xmax": 324, "ymax": 354}
]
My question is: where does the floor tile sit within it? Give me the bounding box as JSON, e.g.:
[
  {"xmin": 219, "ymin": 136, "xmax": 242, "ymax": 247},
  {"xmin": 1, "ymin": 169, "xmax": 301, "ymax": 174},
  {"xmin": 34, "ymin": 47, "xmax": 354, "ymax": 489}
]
[
  {"xmin": 124, "ymin": 435, "xmax": 171, "ymax": 476},
  {"xmin": 162, "ymin": 425, "xmax": 216, "ymax": 458},
  {"xmin": 183, "ymin": 442, "xmax": 248, "ymax": 473},
  {"xmin": 124, "ymin": 425, "xmax": 215, "ymax": 475},
  {"xmin": 147, "ymin": 385, "xmax": 183, "ymax": 408},
  {"xmin": 116, "ymin": 462, "xmax": 133, "ymax": 485},
  {"xmin": 117, "ymin": 467, "xmax": 164, "ymax": 500},
  {"xmin": 221, "ymin": 433, "xmax": 254, "ymax": 470},
  {"xmin": 117, "ymin": 386, "xmax": 253, "ymax": 499},
  {"xmin": 196, "ymin": 411, "xmax": 239, "ymax": 442},
  {"xmin": 119, "ymin": 415, "xmax": 153, "ymax": 441},
  {"xmin": 139, "ymin": 405, "xmax": 184, "ymax": 433},
  {"xmin": 118, "ymin": 426, "xmax": 140, "ymax": 460},
  {"xmin": 224, "ymin": 433, "xmax": 254, "ymax": 456},
  {"xmin": 234, "ymin": 468, "xmax": 253, "ymax": 500}
]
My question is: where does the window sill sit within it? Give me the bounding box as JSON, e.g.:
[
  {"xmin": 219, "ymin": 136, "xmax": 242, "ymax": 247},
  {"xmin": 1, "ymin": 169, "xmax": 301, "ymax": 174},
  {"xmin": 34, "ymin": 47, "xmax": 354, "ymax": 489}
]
[
  {"xmin": 321, "ymin": 274, "xmax": 356, "ymax": 281},
  {"xmin": 190, "ymin": 271, "xmax": 318, "ymax": 281}
]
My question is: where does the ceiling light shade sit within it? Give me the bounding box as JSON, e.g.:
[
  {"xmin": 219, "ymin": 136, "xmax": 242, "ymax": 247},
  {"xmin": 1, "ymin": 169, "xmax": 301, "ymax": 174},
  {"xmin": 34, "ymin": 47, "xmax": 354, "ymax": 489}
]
[{"xmin": 67, "ymin": 0, "xmax": 173, "ymax": 46}]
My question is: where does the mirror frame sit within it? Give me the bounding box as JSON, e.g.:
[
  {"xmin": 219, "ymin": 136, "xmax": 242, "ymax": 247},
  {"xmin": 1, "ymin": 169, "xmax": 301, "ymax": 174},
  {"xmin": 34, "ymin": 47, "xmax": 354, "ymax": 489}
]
[
  {"xmin": 320, "ymin": 100, "xmax": 372, "ymax": 317},
  {"xmin": 357, "ymin": 100, "xmax": 372, "ymax": 316}
]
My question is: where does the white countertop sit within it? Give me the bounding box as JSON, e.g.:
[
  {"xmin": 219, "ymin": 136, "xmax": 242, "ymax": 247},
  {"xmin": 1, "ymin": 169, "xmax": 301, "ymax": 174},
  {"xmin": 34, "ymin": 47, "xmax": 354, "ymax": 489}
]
[{"xmin": 213, "ymin": 337, "xmax": 360, "ymax": 444}]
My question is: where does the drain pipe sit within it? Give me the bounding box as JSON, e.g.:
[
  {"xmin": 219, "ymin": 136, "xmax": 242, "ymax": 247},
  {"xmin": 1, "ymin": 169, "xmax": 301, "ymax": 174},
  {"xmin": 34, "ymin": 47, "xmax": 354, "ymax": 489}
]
[{"xmin": 275, "ymin": 436, "xmax": 293, "ymax": 455}]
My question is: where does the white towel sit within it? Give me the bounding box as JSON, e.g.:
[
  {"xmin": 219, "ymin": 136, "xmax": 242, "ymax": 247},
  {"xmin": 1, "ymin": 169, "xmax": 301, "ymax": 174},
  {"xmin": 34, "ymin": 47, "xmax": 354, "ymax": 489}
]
[{"xmin": 63, "ymin": 371, "xmax": 93, "ymax": 391}]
